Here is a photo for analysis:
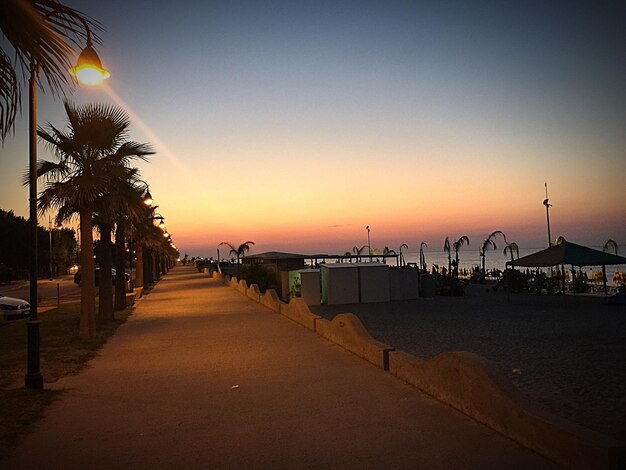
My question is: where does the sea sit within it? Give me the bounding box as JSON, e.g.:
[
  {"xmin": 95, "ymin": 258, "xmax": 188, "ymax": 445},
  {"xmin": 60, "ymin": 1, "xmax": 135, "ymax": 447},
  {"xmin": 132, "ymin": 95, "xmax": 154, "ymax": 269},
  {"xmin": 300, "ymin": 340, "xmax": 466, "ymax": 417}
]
[{"xmin": 316, "ymin": 247, "xmax": 625, "ymax": 287}]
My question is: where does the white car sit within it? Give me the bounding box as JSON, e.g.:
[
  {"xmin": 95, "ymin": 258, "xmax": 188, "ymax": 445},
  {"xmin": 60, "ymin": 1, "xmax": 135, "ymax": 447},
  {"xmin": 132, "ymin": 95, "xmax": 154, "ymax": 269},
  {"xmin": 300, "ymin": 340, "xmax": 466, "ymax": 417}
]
[{"xmin": 0, "ymin": 295, "xmax": 31, "ymax": 323}]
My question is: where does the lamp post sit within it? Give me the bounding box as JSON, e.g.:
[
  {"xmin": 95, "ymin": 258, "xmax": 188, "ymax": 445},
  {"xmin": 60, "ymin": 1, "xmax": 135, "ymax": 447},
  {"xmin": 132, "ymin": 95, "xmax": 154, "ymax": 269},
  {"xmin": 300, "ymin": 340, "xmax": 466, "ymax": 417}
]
[
  {"xmin": 543, "ymin": 182, "xmax": 552, "ymax": 247},
  {"xmin": 366, "ymin": 225, "xmax": 371, "ymax": 262},
  {"xmin": 25, "ymin": 29, "xmax": 109, "ymax": 390}
]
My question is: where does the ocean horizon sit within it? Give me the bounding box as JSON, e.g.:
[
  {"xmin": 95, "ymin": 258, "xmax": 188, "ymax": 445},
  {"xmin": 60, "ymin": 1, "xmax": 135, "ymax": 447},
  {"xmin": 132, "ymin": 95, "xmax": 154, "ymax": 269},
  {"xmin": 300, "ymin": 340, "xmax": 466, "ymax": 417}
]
[{"xmin": 299, "ymin": 246, "xmax": 625, "ymax": 286}]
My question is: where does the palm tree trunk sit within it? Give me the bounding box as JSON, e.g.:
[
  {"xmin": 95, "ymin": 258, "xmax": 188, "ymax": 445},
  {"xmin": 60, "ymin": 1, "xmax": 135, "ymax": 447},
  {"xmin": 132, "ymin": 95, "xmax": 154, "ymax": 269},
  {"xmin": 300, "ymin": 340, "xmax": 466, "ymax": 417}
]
[
  {"xmin": 79, "ymin": 211, "xmax": 96, "ymax": 339},
  {"xmin": 114, "ymin": 220, "xmax": 127, "ymax": 311},
  {"xmin": 135, "ymin": 245, "xmax": 144, "ymax": 290},
  {"xmin": 150, "ymin": 250, "xmax": 161, "ymax": 284},
  {"xmin": 98, "ymin": 222, "xmax": 114, "ymax": 322}
]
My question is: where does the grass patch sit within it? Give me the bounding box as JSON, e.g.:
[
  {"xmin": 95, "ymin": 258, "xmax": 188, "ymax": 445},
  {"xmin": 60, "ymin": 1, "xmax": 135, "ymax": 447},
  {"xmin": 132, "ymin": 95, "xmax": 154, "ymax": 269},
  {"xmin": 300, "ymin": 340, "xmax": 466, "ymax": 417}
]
[{"xmin": 0, "ymin": 303, "xmax": 131, "ymax": 456}]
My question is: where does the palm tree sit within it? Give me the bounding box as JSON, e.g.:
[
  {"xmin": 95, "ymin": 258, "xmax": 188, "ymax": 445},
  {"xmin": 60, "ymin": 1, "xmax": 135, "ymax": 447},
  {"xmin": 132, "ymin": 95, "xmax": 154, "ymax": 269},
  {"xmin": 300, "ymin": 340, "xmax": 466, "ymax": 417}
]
[
  {"xmin": 419, "ymin": 242, "xmax": 427, "ymax": 271},
  {"xmin": 603, "ymin": 239, "xmax": 618, "ymax": 255},
  {"xmin": 480, "ymin": 230, "xmax": 506, "ymax": 280},
  {"xmin": 219, "ymin": 241, "xmax": 255, "ymax": 274},
  {"xmin": 602, "ymin": 239, "xmax": 618, "ymax": 295},
  {"xmin": 443, "ymin": 237, "xmax": 452, "ymax": 276},
  {"xmin": 352, "ymin": 244, "xmax": 367, "ymax": 262},
  {"xmin": 36, "ymin": 101, "xmax": 153, "ymax": 338},
  {"xmin": 132, "ymin": 208, "xmax": 165, "ymax": 289},
  {"xmin": 98, "ymin": 176, "xmax": 152, "ymax": 317},
  {"xmin": 0, "ymin": 0, "xmax": 100, "ymax": 141},
  {"xmin": 399, "ymin": 243, "xmax": 408, "ymax": 267},
  {"xmin": 382, "ymin": 246, "xmax": 396, "ymax": 265},
  {"xmin": 452, "ymin": 236, "xmax": 470, "ymax": 278},
  {"xmin": 503, "ymin": 241, "xmax": 520, "ymax": 262}
]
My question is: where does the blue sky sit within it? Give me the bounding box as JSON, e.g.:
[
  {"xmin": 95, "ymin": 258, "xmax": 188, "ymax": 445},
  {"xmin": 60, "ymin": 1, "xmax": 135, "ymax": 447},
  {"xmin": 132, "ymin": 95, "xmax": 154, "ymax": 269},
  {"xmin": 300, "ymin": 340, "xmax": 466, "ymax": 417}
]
[{"xmin": 1, "ymin": 0, "xmax": 625, "ymax": 255}]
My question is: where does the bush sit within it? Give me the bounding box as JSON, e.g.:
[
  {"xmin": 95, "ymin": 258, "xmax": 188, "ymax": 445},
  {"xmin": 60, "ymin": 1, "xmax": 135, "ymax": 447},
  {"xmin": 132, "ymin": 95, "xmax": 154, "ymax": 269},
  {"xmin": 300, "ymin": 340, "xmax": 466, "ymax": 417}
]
[
  {"xmin": 0, "ymin": 264, "xmax": 14, "ymax": 284},
  {"xmin": 435, "ymin": 274, "xmax": 466, "ymax": 296},
  {"xmin": 195, "ymin": 258, "xmax": 209, "ymax": 272},
  {"xmin": 238, "ymin": 264, "xmax": 278, "ymax": 293}
]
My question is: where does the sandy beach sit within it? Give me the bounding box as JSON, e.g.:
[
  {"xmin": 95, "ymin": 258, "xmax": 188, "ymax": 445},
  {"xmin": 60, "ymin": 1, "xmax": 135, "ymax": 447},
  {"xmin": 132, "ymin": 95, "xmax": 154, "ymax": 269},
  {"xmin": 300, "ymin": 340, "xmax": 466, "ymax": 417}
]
[{"xmin": 311, "ymin": 286, "xmax": 626, "ymax": 443}]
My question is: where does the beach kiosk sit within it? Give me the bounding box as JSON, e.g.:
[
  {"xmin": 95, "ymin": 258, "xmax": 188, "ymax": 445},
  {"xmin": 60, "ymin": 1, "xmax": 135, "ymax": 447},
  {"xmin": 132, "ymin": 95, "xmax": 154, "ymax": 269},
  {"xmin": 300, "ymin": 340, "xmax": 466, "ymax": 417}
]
[
  {"xmin": 320, "ymin": 262, "xmax": 390, "ymax": 304},
  {"xmin": 288, "ymin": 269, "xmax": 321, "ymax": 305},
  {"xmin": 358, "ymin": 263, "xmax": 390, "ymax": 303},
  {"xmin": 321, "ymin": 264, "xmax": 360, "ymax": 304}
]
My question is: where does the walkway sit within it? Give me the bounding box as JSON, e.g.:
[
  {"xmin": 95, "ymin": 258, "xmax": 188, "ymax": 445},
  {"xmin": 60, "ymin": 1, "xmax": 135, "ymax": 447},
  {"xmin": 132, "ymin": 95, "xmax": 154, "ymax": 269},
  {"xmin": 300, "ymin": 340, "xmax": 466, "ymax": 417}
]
[{"xmin": 2, "ymin": 265, "xmax": 556, "ymax": 469}]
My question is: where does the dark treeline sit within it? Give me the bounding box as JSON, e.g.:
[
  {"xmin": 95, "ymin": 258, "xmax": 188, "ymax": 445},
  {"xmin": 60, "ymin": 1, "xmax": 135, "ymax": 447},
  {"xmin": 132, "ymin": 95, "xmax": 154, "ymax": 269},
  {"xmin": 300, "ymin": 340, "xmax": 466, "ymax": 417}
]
[{"xmin": 0, "ymin": 208, "xmax": 77, "ymax": 282}]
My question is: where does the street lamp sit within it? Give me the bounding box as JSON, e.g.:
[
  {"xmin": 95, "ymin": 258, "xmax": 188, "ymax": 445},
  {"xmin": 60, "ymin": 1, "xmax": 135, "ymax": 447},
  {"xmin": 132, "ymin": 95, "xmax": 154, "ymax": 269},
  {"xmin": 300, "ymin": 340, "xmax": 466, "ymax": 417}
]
[
  {"xmin": 366, "ymin": 225, "xmax": 371, "ymax": 262},
  {"xmin": 150, "ymin": 213, "xmax": 166, "ymax": 229},
  {"xmin": 25, "ymin": 27, "xmax": 109, "ymax": 390},
  {"xmin": 135, "ymin": 179, "xmax": 153, "ymax": 206},
  {"xmin": 69, "ymin": 28, "xmax": 110, "ymax": 86},
  {"xmin": 543, "ymin": 182, "xmax": 552, "ymax": 247}
]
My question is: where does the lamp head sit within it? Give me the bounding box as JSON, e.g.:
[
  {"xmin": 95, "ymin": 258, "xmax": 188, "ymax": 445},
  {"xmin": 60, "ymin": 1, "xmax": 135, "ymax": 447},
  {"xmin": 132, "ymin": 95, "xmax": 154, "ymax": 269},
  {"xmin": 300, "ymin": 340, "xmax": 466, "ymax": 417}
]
[
  {"xmin": 69, "ymin": 42, "xmax": 110, "ymax": 86},
  {"xmin": 143, "ymin": 190, "xmax": 153, "ymax": 206}
]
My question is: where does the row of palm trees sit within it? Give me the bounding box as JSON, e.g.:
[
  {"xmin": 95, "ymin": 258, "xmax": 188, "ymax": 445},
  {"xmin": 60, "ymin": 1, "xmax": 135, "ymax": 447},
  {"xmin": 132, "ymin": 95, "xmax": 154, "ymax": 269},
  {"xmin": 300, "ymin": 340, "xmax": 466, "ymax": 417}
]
[
  {"xmin": 345, "ymin": 231, "xmax": 520, "ymax": 278},
  {"xmin": 345, "ymin": 234, "xmax": 518, "ymax": 275},
  {"xmin": 35, "ymin": 101, "xmax": 178, "ymax": 339},
  {"xmin": 442, "ymin": 231, "xmax": 520, "ymax": 279}
]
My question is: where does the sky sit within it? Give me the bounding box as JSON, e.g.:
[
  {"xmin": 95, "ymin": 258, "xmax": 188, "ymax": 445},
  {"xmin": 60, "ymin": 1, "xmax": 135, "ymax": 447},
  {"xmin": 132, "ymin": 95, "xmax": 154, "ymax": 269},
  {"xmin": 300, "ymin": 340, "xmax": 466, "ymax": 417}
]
[{"xmin": 1, "ymin": 0, "xmax": 625, "ymax": 257}]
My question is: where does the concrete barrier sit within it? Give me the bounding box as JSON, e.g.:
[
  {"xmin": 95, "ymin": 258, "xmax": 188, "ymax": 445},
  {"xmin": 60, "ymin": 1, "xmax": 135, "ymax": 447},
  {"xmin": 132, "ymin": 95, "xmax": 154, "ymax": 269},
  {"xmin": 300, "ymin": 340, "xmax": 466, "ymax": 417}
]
[
  {"xmin": 215, "ymin": 270, "xmax": 625, "ymax": 468},
  {"xmin": 247, "ymin": 283, "xmax": 261, "ymax": 302},
  {"xmin": 260, "ymin": 289, "xmax": 282, "ymax": 312},
  {"xmin": 237, "ymin": 279, "xmax": 248, "ymax": 295},
  {"xmin": 132, "ymin": 287, "xmax": 144, "ymax": 299},
  {"xmin": 279, "ymin": 298, "xmax": 320, "ymax": 331},
  {"xmin": 315, "ymin": 313, "xmax": 394, "ymax": 371},
  {"xmin": 388, "ymin": 350, "xmax": 626, "ymax": 470}
]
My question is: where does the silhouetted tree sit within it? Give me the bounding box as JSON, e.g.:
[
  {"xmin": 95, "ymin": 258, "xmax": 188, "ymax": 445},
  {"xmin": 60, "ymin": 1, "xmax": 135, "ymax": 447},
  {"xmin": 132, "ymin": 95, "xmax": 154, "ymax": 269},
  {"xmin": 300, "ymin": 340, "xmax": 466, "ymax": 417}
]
[
  {"xmin": 443, "ymin": 237, "xmax": 452, "ymax": 276},
  {"xmin": 452, "ymin": 236, "xmax": 470, "ymax": 278},
  {"xmin": 219, "ymin": 241, "xmax": 255, "ymax": 274},
  {"xmin": 36, "ymin": 102, "xmax": 152, "ymax": 338},
  {"xmin": 399, "ymin": 243, "xmax": 408, "ymax": 267},
  {"xmin": 352, "ymin": 245, "xmax": 367, "ymax": 262},
  {"xmin": 480, "ymin": 230, "xmax": 506, "ymax": 281},
  {"xmin": 503, "ymin": 241, "xmax": 520, "ymax": 262},
  {"xmin": 0, "ymin": 0, "xmax": 100, "ymax": 141},
  {"xmin": 419, "ymin": 241, "xmax": 428, "ymax": 271},
  {"xmin": 602, "ymin": 239, "xmax": 619, "ymax": 294}
]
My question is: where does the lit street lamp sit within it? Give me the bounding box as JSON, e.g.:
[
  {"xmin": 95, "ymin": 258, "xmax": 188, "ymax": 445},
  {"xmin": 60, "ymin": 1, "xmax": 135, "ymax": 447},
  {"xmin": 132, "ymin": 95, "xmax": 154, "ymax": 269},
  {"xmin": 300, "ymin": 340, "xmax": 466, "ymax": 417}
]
[{"xmin": 26, "ymin": 27, "xmax": 109, "ymax": 389}]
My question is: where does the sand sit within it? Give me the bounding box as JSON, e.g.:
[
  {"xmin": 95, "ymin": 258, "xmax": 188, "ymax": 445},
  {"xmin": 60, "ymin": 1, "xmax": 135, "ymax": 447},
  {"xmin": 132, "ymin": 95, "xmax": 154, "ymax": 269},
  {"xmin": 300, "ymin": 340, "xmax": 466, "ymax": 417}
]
[{"xmin": 311, "ymin": 285, "xmax": 626, "ymax": 442}]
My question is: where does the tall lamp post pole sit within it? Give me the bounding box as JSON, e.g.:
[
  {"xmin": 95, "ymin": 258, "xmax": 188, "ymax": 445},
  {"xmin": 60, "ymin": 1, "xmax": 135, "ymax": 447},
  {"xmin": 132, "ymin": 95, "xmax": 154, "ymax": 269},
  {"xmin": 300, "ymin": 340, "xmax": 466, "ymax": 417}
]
[
  {"xmin": 366, "ymin": 225, "xmax": 371, "ymax": 262},
  {"xmin": 25, "ymin": 25, "xmax": 110, "ymax": 389},
  {"xmin": 25, "ymin": 60, "xmax": 43, "ymax": 389},
  {"xmin": 543, "ymin": 182, "xmax": 552, "ymax": 247}
]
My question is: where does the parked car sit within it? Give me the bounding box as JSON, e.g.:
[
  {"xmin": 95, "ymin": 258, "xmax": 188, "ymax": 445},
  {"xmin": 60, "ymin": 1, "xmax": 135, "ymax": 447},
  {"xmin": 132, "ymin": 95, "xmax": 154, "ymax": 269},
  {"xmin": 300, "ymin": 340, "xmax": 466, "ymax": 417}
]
[
  {"xmin": 0, "ymin": 295, "xmax": 30, "ymax": 323},
  {"xmin": 74, "ymin": 268, "xmax": 130, "ymax": 286}
]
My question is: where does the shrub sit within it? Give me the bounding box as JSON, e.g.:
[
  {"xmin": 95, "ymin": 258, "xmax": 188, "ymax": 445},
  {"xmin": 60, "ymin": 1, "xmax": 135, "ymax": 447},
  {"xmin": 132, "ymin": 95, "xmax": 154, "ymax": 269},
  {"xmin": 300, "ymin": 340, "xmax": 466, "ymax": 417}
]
[
  {"xmin": 435, "ymin": 274, "xmax": 466, "ymax": 296},
  {"xmin": 0, "ymin": 264, "xmax": 14, "ymax": 284},
  {"xmin": 238, "ymin": 263, "xmax": 278, "ymax": 293}
]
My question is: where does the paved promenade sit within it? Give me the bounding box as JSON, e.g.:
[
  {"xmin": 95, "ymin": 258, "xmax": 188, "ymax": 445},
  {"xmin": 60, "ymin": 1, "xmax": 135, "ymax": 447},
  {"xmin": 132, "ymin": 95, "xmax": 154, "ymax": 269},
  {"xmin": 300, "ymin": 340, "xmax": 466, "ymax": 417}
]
[{"xmin": 2, "ymin": 265, "xmax": 556, "ymax": 469}]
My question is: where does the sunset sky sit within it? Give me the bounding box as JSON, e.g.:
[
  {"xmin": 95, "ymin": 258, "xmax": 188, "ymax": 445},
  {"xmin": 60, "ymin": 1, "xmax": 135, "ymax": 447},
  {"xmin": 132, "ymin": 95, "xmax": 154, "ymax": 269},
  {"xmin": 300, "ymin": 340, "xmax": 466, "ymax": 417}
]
[{"xmin": 1, "ymin": 0, "xmax": 625, "ymax": 256}]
